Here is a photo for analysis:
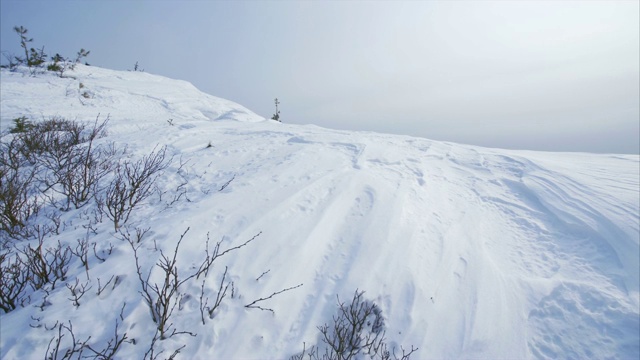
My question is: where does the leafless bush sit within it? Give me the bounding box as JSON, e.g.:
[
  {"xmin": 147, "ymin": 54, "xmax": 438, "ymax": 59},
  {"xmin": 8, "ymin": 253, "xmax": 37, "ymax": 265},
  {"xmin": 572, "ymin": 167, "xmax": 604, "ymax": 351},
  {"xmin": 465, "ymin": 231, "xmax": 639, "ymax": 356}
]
[
  {"xmin": 0, "ymin": 250, "xmax": 31, "ymax": 313},
  {"xmin": 17, "ymin": 237, "xmax": 72, "ymax": 291},
  {"xmin": 129, "ymin": 228, "xmax": 196, "ymax": 340},
  {"xmin": 103, "ymin": 175, "xmax": 127, "ymax": 231},
  {"xmin": 199, "ymin": 266, "xmax": 231, "ymax": 324},
  {"xmin": 96, "ymin": 275, "xmax": 117, "ymax": 296},
  {"xmin": 50, "ymin": 139, "xmax": 114, "ymax": 210},
  {"xmin": 92, "ymin": 242, "xmax": 113, "ymax": 263},
  {"xmin": 18, "ymin": 116, "xmax": 97, "ymax": 163},
  {"xmin": 84, "ymin": 304, "xmax": 132, "ymax": 359},
  {"xmin": 194, "ymin": 231, "xmax": 268, "ymax": 324},
  {"xmin": 65, "ymin": 278, "xmax": 92, "ymax": 307},
  {"xmin": 104, "ymin": 146, "xmax": 170, "ymax": 230},
  {"xmin": 118, "ymin": 226, "xmax": 150, "ymax": 244},
  {"xmin": 291, "ymin": 342, "xmax": 319, "ymax": 360},
  {"xmin": 43, "ymin": 304, "xmax": 131, "ymax": 359},
  {"xmin": 1, "ymin": 116, "xmax": 111, "ymax": 239},
  {"xmin": 144, "ymin": 335, "xmax": 185, "ymax": 360},
  {"xmin": 45, "ymin": 321, "xmax": 90, "ymax": 360},
  {"xmin": 70, "ymin": 237, "xmax": 90, "ymax": 278},
  {"xmin": 46, "ymin": 211, "xmax": 64, "ymax": 235},
  {"xmin": 34, "ymin": 116, "xmax": 112, "ymax": 210},
  {"xmin": 158, "ymin": 179, "xmax": 188, "ymax": 208},
  {"xmin": 291, "ymin": 290, "xmax": 417, "ymax": 360},
  {"xmin": 1, "ymin": 50, "xmax": 20, "ymax": 71},
  {"xmin": 0, "ymin": 137, "xmax": 40, "ymax": 239},
  {"xmin": 196, "ymin": 231, "xmax": 262, "ymax": 279},
  {"xmin": 129, "ymin": 227, "xmax": 264, "ymax": 341},
  {"xmin": 320, "ymin": 290, "xmax": 385, "ymax": 359},
  {"xmin": 0, "ymin": 134, "xmax": 27, "ymax": 171}
]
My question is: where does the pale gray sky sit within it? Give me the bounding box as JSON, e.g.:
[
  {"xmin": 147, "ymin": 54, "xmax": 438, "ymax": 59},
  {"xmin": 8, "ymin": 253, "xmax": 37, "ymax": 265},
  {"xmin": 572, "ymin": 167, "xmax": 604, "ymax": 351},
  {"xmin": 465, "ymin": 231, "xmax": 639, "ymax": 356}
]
[{"xmin": 2, "ymin": 0, "xmax": 638, "ymax": 154}]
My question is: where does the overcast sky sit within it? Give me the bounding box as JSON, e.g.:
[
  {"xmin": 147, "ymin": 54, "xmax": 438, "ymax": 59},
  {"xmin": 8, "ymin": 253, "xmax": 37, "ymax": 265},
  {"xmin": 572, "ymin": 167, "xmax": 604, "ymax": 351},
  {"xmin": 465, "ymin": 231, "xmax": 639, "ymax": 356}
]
[{"xmin": 1, "ymin": 0, "xmax": 638, "ymax": 154}]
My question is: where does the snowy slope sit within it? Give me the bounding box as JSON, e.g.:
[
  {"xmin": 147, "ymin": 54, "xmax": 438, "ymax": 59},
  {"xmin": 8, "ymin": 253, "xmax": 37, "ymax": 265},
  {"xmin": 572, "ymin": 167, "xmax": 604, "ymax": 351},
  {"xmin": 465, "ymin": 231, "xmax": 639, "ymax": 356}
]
[{"xmin": 1, "ymin": 66, "xmax": 638, "ymax": 359}]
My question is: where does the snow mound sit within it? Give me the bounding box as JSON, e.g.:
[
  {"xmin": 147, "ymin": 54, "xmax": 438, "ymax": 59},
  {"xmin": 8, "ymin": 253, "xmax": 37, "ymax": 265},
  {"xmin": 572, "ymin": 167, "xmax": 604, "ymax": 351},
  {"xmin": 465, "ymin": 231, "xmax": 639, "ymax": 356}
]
[
  {"xmin": 1, "ymin": 66, "xmax": 638, "ymax": 359},
  {"xmin": 0, "ymin": 64, "xmax": 264, "ymax": 132}
]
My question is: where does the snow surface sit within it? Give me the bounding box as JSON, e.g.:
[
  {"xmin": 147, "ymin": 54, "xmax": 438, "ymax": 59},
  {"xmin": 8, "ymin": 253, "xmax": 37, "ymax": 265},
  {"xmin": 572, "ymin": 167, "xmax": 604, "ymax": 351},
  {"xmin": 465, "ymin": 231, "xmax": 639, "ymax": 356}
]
[{"xmin": 1, "ymin": 65, "xmax": 638, "ymax": 359}]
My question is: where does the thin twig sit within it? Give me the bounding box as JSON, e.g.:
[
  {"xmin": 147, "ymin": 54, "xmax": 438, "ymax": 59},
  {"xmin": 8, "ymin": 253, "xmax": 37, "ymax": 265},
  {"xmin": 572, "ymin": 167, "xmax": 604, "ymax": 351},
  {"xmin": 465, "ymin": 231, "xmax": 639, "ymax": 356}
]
[{"xmin": 245, "ymin": 283, "xmax": 303, "ymax": 313}]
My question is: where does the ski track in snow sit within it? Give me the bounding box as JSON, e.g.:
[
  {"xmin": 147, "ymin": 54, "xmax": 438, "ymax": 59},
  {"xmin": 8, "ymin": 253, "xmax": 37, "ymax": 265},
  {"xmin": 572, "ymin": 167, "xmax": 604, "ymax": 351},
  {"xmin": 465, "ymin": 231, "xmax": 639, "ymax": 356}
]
[{"xmin": 1, "ymin": 66, "xmax": 638, "ymax": 359}]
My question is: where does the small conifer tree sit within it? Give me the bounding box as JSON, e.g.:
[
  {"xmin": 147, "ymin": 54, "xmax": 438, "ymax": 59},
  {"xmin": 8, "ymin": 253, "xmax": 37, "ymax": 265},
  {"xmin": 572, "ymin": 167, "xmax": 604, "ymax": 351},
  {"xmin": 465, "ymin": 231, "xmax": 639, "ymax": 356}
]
[
  {"xmin": 47, "ymin": 53, "xmax": 66, "ymax": 74},
  {"xmin": 70, "ymin": 48, "xmax": 90, "ymax": 70},
  {"xmin": 12, "ymin": 26, "xmax": 47, "ymax": 74},
  {"xmin": 271, "ymin": 98, "xmax": 281, "ymax": 122},
  {"xmin": 13, "ymin": 26, "xmax": 32, "ymax": 66},
  {"xmin": 28, "ymin": 46, "xmax": 46, "ymax": 68}
]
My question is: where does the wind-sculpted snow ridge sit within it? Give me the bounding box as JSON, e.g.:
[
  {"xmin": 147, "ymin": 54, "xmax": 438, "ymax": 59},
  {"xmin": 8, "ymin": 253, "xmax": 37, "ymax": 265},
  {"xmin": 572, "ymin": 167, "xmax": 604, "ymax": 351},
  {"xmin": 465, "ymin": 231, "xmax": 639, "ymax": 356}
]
[{"xmin": 1, "ymin": 66, "xmax": 638, "ymax": 359}]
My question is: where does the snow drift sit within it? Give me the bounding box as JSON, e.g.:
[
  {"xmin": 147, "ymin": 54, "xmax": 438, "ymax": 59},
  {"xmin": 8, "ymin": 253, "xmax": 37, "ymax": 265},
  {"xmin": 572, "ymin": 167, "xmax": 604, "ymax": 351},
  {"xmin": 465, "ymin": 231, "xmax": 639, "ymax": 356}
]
[{"xmin": 1, "ymin": 65, "xmax": 638, "ymax": 359}]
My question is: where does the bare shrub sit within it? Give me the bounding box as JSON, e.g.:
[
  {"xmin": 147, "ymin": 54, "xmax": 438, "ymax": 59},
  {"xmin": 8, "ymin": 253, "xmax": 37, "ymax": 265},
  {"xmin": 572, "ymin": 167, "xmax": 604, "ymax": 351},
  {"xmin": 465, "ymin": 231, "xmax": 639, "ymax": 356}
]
[
  {"xmin": 18, "ymin": 115, "xmax": 106, "ymax": 163},
  {"xmin": 17, "ymin": 237, "xmax": 72, "ymax": 291},
  {"xmin": 66, "ymin": 278, "xmax": 92, "ymax": 307},
  {"xmin": 43, "ymin": 305, "xmax": 130, "ymax": 359},
  {"xmin": 1, "ymin": 50, "xmax": 21, "ymax": 71},
  {"xmin": 45, "ymin": 321, "xmax": 90, "ymax": 360},
  {"xmin": 104, "ymin": 146, "xmax": 169, "ymax": 230},
  {"xmin": 70, "ymin": 236, "xmax": 90, "ymax": 278},
  {"xmin": 0, "ymin": 250, "xmax": 31, "ymax": 313},
  {"xmin": 320, "ymin": 290, "xmax": 385, "ymax": 359},
  {"xmin": 96, "ymin": 275, "xmax": 117, "ymax": 296},
  {"xmin": 196, "ymin": 231, "xmax": 261, "ymax": 279},
  {"xmin": 84, "ymin": 304, "xmax": 132, "ymax": 359},
  {"xmin": 0, "ymin": 165, "xmax": 39, "ymax": 237},
  {"xmin": 52, "ymin": 137, "xmax": 114, "ymax": 210},
  {"xmin": 0, "ymin": 137, "xmax": 40, "ymax": 239},
  {"xmin": 117, "ymin": 226, "xmax": 149, "ymax": 245},
  {"xmin": 92, "ymin": 242, "xmax": 113, "ymax": 263},
  {"xmin": 33, "ymin": 116, "xmax": 111, "ymax": 210},
  {"xmin": 292, "ymin": 290, "xmax": 417, "ymax": 360},
  {"xmin": 199, "ymin": 266, "xmax": 231, "ymax": 324},
  {"xmin": 1, "ymin": 115, "xmax": 112, "ymax": 239},
  {"xmin": 103, "ymin": 173, "xmax": 127, "ymax": 231},
  {"xmin": 129, "ymin": 228, "xmax": 196, "ymax": 340},
  {"xmin": 128, "ymin": 228, "xmax": 263, "ymax": 341}
]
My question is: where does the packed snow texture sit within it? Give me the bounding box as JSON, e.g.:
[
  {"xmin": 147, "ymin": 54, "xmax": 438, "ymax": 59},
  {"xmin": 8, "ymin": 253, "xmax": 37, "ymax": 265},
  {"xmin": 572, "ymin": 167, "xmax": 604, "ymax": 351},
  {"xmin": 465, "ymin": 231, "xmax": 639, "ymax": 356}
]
[{"xmin": 1, "ymin": 65, "xmax": 638, "ymax": 359}]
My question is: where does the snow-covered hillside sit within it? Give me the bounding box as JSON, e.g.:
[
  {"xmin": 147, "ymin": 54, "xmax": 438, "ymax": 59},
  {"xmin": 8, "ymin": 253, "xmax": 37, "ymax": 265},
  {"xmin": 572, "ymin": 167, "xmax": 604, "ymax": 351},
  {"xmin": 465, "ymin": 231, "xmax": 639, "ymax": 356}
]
[{"xmin": 1, "ymin": 65, "xmax": 638, "ymax": 359}]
